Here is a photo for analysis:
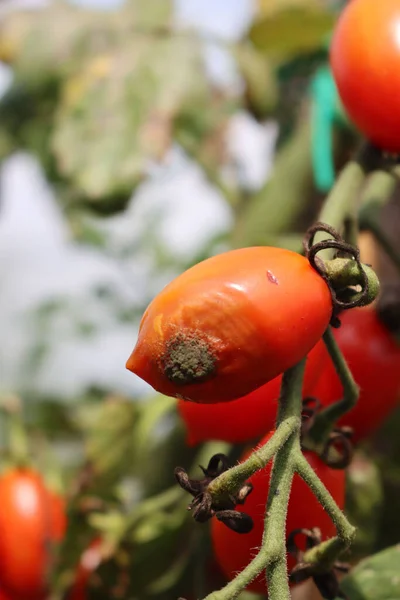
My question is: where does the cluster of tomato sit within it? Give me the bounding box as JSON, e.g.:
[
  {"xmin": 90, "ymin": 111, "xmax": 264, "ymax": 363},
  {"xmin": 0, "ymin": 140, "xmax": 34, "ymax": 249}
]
[
  {"xmin": 0, "ymin": 469, "xmax": 99, "ymax": 600},
  {"xmin": 127, "ymin": 242, "xmax": 400, "ymax": 593}
]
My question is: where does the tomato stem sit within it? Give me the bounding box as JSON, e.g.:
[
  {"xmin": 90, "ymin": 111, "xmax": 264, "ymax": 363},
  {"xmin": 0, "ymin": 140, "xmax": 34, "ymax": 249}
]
[
  {"xmin": 203, "ymin": 360, "xmax": 306, "ymax": 600},
  {"xmin": 207, "ymin": 417, "xmax": 299, "ymax": 502},
  {"xmin": 294, "ymin": 452, "xmax": 355, "ymax": 545},
  {"xmin": 315, "ymin": 160, "xmax": 366, "ymax": 260},
  {"xmin": 305, "ymin": 327, "xmax": 359, "ymax": 447},
  {"xmin": 324, "ymin": 258, "xmax": 380, "ymax": 307}
]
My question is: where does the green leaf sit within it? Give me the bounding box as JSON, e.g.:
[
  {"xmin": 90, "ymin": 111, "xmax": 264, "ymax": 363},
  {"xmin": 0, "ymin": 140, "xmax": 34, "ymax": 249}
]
[
  {"xmin": 76, "ymin": 396, "xmax": 138, "ymax": 480},
  {"xmin": 339, "ymin": 545, "xmax": 400, "ymax": 600},
  {"xmin": 232, "ymin": 44, "xmax": 278, "ymax": 119},
  {"xmin": 250, "ymin": 6, "xmax": 335, "ymax": 59},
  {"xmin": 52, "ymin": 34, "xmax": 209, "ymax": 200}
]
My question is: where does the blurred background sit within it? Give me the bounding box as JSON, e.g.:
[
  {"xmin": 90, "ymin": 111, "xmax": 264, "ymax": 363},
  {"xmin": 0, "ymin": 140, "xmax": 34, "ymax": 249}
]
[{"xmin": 0, "ymin": 0, "xmax": 399, "ymax": 599}]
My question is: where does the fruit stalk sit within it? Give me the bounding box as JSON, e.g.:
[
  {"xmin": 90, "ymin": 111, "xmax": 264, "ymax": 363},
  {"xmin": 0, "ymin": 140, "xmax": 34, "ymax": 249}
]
[{"xmin": 204, "ymin": 360, "xmax": 306, "ymax": 600}]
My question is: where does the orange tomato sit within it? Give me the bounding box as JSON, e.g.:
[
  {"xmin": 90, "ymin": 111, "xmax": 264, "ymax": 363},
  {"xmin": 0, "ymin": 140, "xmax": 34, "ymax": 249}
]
[
  {"xmin": 178, "ymin": 339, "xmax": 325, "ymax": 444},
  {"xmin": 311, "ymin": 307, "xmax": 400, "ymax": 442},
  {"xmin": 0, "ymin": 469, "xmax": 66, "ymax": 600},
  {"xmin": 127, "ymin": 247, "xmax": 332, "ymax": 403},
  {"xmin": 331, "ymin": 0, "xmax": 400, "ymax": 151}
]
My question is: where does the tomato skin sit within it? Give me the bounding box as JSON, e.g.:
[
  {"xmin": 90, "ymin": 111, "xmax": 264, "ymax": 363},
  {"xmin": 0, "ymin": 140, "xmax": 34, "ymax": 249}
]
[
  {"xmin": 127, "ymin": 247, "xmax": 332, "ymax": 403},
  {"xmin": 211, "ymin": 434, "xmax": 345, "ymax": 594},
  {"xmin": 178, "ymin": 339, "xmax": 325, "ymax": 445},
  {"xmin": 311, "ymin": 307, "xmax": 400, "ymax": 442},
  {"xmin": 0, "ymin": 469, "xmax": 67, "ymax": 600},
  {"xmin": 68, "ymin": 538, "xmax": 103, "ymax": 600},
  {"xmin": 331, "ymin": 0, "xmax": 400, "ymax": 152}
]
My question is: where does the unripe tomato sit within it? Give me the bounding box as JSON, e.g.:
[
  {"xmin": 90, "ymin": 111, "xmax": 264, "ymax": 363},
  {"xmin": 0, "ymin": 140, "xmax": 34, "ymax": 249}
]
[
  {"xmin": 311, "ymin": 307, "xmax": 400, "ymax": 442},
  {"xmin": 68, "ymin": 538, "xmax": 103, "ymax": 600},
  {"xmin": 211, "ymin": 434, "xmax": 345, "ymax": 594},
  {"xmin": 178, "ymin": 339, "xmax": 325, "ymax": 445},
  {"xmin": 331, "ymin": 0, "xmax": 400, "ymax": 152},
  {"xmin": 0, "ymin": 469, "xmax": 67, "ymax": 600},
  {"xmin": 127, "ymin": 247, "xmax": 332, "ymax": 403}
]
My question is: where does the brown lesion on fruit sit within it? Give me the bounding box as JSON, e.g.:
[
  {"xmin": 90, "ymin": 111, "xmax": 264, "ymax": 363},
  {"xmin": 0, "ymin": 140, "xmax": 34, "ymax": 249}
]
[{"xmin": 161, "ymin": 330, "xmax": 217, "ymax": 386}]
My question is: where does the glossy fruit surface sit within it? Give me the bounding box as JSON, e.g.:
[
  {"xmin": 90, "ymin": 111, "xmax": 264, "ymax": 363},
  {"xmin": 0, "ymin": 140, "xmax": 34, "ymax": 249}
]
[
  {"xmin": 127, "ymin": 247, "xmax": 332, "ymax": 403},
  {"xmin": 311, "ymin": 307, "xmax": 400, "ymax": 441},
  {"xmin": 0, "ymin": 469, "xmax": 67, "ymax": 600},
  {"xmin": 68, "ymin": 538, "xmax": 103, "ymax": 600},
  {"xmin": 211, "ymin": 435, "xmax": 345, "ymax": 594},
  {"xmin": 331, "ymin": 0, "xmax": 400, "ymax": 151},
  {"xmin": 178, "ymin": 339, "xmax": 325, "ymax": 445}
]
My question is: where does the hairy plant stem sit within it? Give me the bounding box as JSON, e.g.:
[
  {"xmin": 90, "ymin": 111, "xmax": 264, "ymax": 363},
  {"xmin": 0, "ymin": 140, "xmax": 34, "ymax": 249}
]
[
  {"xmin": 295, "ymin": 453, "xmax": 356, "ymax": 573},
  {"xmin": 306, "ymin": 327, "xmax": 359, "ymax": 446},
  {"xmin": 316, "ymin": 160, "xmax": 366, "ymax": 260},
  {"xmin": 204, "ymin": 360, "xmax": 305, "ymax": 600}
]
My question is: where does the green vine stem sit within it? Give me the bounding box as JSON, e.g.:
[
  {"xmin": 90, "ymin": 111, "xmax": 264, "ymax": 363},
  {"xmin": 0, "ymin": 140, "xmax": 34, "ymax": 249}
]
[
  {"xmin": 204, "ymin": 359, "xmax": 306, "ymax": 600},
  {"xmin": 208, "ymin": 417, "xmax": 299, "ymax": 502},
  {"xmin": 360, "ymin": 169, "xmax": 397, "ymax": 208},
  {"xmin": 315, "ymin": 160, "xmax": 366, "ymax": 260},
  {"xmin": 295, "ymin": 453, "xmax": 355, "ymax": 544},
  {"xmin": 306, "ymin": 328, "xmax": 359, "ymax": 447}
]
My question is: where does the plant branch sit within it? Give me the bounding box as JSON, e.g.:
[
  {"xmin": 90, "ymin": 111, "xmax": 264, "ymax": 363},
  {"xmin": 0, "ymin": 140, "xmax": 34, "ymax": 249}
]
[
  {"xmin": 315, "ymin": 160, "xmax": 366, "ymax": 260},
  {"xmin": 295, "ymin": 453, "xmax": 355, "ymax": 544},
  {"xmin": 208, "ymin": 416, "xmax": 299, "ymax": 502},
  {"xmin": 306, "ymin": 327, "xmax": 359, "ymax": 446},
  {"xmin": 203, "ymin": 360, "xmax": 306, "ymax": 600}
]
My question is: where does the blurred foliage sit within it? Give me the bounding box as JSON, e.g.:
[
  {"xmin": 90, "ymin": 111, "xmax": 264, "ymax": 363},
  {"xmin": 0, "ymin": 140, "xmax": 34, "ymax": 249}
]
[{"xmin": 340, "ymin": 545, "xmax": 400, "ymax": 600}]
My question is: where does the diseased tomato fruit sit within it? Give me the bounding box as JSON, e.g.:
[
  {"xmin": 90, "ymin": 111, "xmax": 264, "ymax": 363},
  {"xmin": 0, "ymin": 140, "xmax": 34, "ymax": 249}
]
[
  {"xmin": 0, "ymin": 469, "xmax": 67, "ymax": 600},
  {"xmin": 127, "ymin": 247, "xmax": 332, "ymax": 403},
  {"xmin": 311, "ymin": 307, "xmax": 400, "ymax": 442},
  {"xmin": 211, "ymin": 434, "xmax": 345, "ymax": 594},
  {"xmin": 178, "ymin": 339, "xmax": 325, "ymax": 445},
  {"xmin": 67, "ymin": 538, "xmax": 103, "ymax": 600},
  {"xmin": 331, "ymin": 0, "xmax": 400, "ymax": 152}
]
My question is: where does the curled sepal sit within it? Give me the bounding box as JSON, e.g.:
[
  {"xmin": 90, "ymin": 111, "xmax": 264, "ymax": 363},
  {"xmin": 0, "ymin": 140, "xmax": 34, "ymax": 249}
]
[
  {"xmin": 287, "ymin": 527, "xmax": 350, "ymax": 599},
  {"xmin": 303, "ymin": 222, "xmax": 380, "ymax": 326},
  {"xmin": 215, "ymin": 510, "xmax": 254, "ymax": 534},
  {"xmin": 174, "ymin": 454, "xmax": 253, "ymax": 533},
  {"xmin": 321, "ymin": 427, "xmax": 354, "ymax": 469}
]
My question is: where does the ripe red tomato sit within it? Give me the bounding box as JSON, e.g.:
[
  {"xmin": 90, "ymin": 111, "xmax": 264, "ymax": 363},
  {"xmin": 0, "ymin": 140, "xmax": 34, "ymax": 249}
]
[
  {"xmin": 0, "ymin": 469, "xmax": 67, "ymax": 600},
  {"xmin": 178, "ymin": 339, "xmax": 325, "ymax": 445},
  {"xmin": 68, "ymin": 538, "xmax": 103, "ymax": 600},
  {"xmin": 211, "ymin": 434, "xmax": 345, "ymax": 594},
  {"xmin": 311, "ymin": 307, "xmax": 400, "ymax": 442},
  {"xmin": 331, "ymin": 0, "xmax": 400, "ymax": 152},
  {"xmin": 127, "ymin": 247, "xmax": 332, "ymax": 403}
]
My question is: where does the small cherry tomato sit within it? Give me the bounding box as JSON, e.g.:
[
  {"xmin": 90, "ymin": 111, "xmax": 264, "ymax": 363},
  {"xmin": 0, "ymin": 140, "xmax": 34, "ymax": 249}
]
[
  {"xmin": 331, "ymin": 0, "xmax": 400, "ymax": 152},
  {"xmin": 0, "ymin": 469, "xmax": 67, "ymax": 600},
  {"xmin": 178, "ymin": 339, "xmax": 325, "ymax": 445},
  {"xmin": 211, "ymin": 434, "xmax": 345, "ymax": 594},
  {"xmin": 68, "ymin": 538, "xmax": 103, "ymax": 600},
  {"xmin": 127, "ymin": 247, "xmax": 332, "ymax": 403},
  {"xmin": 311, "ymin": 307, "xmax": 400, "ymax": 442}
]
